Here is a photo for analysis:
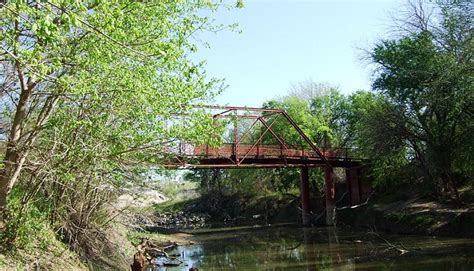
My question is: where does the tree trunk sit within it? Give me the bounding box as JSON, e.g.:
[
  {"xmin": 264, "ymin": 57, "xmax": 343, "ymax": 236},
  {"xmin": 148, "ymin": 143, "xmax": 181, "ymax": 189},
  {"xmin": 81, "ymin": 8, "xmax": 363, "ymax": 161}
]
[
  {"xmin": 443, "ymin": 171, "xmax": 460, "ymax": 206},
  {"xmin": 0, "ymin": 69, "xmax": 34, "ymax": 224},
  {"xmin": 0, "ymin": 176, "xmax": 8, "ymax": 225}
]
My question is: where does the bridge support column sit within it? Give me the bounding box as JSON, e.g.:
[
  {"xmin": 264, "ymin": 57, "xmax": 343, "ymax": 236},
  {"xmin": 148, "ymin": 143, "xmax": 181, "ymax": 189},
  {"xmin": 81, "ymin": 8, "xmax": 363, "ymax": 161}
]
[
  {"xmin": 325, "ymin": 165, "xmax": 336, "ymax": 226},
  {"xmin": 300, "ymin": 167, "xmax": 311, "ymax": 226},
  {"xmin": 346, "ymin": 167, "xmax": 361, "ymax": 206}
]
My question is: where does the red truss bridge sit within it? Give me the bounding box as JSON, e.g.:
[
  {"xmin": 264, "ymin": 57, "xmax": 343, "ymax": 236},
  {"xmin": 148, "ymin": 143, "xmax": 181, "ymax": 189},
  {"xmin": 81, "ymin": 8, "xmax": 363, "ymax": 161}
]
[
  {"xmin": 165, "ymin": 106, "xmax": 362, "ymax": 169},
  {"xmin": 164, "ymin": 106, "xmax": 371, "ymax": 226}
]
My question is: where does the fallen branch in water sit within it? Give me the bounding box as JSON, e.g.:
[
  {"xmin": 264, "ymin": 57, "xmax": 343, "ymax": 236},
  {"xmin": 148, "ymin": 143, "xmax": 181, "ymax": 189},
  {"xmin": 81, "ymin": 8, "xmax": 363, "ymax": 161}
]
[
  {"xmin": 367, "ymin": 230, "xmax": 409, "ymax": 255},
  {"xmin": 336, "ymin": 191, "xmax": 349, "ymax": 206},
  {"xmin": 144, "ymin": 247, "xmax": 169, "ymax": 258},
  {"xmin": 286, "ymin": 241, "xmax": 302, "ymax": 250}
]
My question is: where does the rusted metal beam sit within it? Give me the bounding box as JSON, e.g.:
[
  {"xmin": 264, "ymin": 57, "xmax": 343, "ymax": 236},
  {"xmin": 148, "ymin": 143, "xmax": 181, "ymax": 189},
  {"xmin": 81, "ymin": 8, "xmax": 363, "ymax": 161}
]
[
  {"xmin": 161, "ymin": 154, "xmax": 362, "ymax": 168},
  {"xmin": 213, "ymin": 115, "xmax": 260, "ymax": 119},
  {"xmin": 192, "ymin": 105, "xmax": 284, "ymax": 113},
  {"xmin": 160, "ymin": 159, "xmax": 362, "ymax": 169},
  {"xmin": 161, "ymin": 163, "xmax": 327, "ymax": 169},
  {"xmin": 212, "ymin": 108, "xmax": 234, "ymax": 118},
  {"xmin": 234, "ymin": 114, "xmax": 239, "ymax": 163}
]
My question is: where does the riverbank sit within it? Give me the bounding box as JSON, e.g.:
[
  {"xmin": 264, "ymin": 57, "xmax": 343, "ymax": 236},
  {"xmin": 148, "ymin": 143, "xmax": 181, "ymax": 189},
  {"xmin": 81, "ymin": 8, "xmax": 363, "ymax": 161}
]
[
  {"xmin": 0, "ymin": 228, "xmax": 88, "ymax": 270},
  {"xmin": 6, "ymin": 183, "xmax": 467, "ymax": 270},
  {"xmin": 338, "ymin": 188, "xmax": 474, "ymax": 238},
  {"xmin": 79, "ymin": 183, "xmax": 472, "ymax": 270},
  {"xmin": 148, "ymin": 184, "xmax": 474, "ymax": 238},
  {"xmin": 150, "ymin": 192, "xmax": 302, "ymax": 227}
]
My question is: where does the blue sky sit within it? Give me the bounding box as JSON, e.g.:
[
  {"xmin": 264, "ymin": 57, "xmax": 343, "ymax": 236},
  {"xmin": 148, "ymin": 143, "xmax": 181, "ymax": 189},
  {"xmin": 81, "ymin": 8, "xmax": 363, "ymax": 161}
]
[{"xmin": 194, "ymin": 0, "xmax": 404, "ymax": 107}]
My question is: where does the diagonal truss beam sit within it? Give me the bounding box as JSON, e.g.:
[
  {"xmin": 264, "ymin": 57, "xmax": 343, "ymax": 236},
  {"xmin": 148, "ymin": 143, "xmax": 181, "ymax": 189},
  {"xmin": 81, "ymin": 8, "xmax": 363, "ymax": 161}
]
[
  {"xmin": 237, "ymin": 116, "xmax": 279, "ymax": 165},
  {"xmin": 259, "ymin": 117, "xmax": 290, "ymax": 151}
]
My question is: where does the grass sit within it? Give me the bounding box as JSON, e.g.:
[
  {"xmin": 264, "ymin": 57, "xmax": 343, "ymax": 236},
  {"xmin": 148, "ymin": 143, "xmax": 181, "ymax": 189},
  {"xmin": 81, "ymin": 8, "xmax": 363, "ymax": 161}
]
[
  {"xmin": 0, "ymin": 192, "xmax": 87, "ymax": 270},
  {"xmin": 154, "ymin": 180, "xmax": 198, "ymax": 201},
  {"xmin": 0, "ymin": 254, "xmax": 5, "ymax": 269},
  {"xmin": 153, "ymin": 197, "xmax": 197, "ymax": 213},
  {"xmin": 127, "ymin": 230, "xmax": 166, "ymax": 247},
  {"xmin": 385, "ymin": 212, "xmax": 435, "ymax": 226},
  {"xmin": 0, "ymin": 231, "xmax": 87, "ymax": 270}
]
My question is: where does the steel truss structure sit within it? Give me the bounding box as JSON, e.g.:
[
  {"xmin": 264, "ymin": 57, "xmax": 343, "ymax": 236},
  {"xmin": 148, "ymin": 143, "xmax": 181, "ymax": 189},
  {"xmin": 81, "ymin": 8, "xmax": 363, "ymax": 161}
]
[{"xmin": 165, "ymin": 105, "xmax": 362, "ymax": 169}]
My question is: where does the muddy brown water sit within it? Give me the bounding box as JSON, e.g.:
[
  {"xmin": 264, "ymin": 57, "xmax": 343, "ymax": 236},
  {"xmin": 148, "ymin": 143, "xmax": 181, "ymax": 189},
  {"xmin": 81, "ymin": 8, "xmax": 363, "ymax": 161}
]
[{"xmin": 147, "ymin": 224, "xmax": 474, "ymax": 270}]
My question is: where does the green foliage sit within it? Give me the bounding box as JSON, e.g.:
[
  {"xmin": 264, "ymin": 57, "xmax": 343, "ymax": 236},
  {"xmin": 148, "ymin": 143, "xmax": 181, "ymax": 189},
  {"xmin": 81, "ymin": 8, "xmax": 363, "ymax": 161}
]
[
  {"xmin": 185, "ymin": 168, "xmax": 297, "ymax": 196},
  {"xmin": 0, "ymin": 0, "xmax": 238, "ymax": 259},
  {"xmin": 263, "ymin": 84, "xmax": 352, "ymax": 150},
  {"xmin": 0, "ymin": 188, "xmax": 55, "ymax": 251},
  {"xmin": 269, "ymin": 168, "xmax": 300, "ymax": 193},
  {"xmin": 347, "ymin": 91, "xmax": 408, "ymax": 186},
  {"xmin": 311, "ymin": 88, "xmax": 352, "ymax": 147},
  {"xmin": 185, "ymin": 169, "xmax": 273, "ymax": 195},
  {"xmin": 356, "ymin": 0, "xmax": 473, "ymax": 197},
  {"xmin": 156, "ymin": 180, "xmax": 197, "ymax": 200}
]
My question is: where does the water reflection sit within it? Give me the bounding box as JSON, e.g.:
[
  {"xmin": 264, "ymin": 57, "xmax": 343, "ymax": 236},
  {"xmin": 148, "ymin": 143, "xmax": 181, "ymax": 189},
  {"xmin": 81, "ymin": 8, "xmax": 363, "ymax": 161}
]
[{"xmin": 148, "ymin": 225, "xmax": 474, "ymax": 271}]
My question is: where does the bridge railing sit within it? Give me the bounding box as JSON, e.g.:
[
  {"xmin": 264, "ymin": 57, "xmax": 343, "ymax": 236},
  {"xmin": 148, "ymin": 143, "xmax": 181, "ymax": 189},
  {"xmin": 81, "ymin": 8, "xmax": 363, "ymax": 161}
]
[{"xmin": 189, "ymin": 143, "xmax": 351, "ymax": 160}]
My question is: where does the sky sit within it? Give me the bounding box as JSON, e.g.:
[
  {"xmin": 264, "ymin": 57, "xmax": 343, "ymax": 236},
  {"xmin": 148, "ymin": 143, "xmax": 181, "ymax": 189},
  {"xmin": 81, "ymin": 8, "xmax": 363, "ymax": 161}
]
[{"xmin": 194, "ymin": 0, "xmax": 405, "ymax": 107}]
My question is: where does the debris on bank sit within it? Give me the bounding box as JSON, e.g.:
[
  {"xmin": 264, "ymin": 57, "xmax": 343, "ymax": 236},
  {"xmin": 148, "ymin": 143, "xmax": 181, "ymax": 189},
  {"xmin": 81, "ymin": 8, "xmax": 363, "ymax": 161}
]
[{"xmin": 131, "ymin": 237, "xmax": 196, "ymax": 271}]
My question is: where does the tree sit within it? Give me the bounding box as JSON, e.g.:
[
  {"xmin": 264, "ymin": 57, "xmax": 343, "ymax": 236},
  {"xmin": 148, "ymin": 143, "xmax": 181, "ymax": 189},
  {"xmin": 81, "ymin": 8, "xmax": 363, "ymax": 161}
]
[
  {"xmin": 265, "ymin": 82, "xmax": 351, "ymax": 149},
  {"xmin": 365, "ymin": 0, "xmax": 473, "ymax": 200},
  {"xmin": 288, "ymin": 80, "xmax": 336, "ymax": 101},
  {"xmin": 310, "ymin": 88, "xmax": 352, "ymax": 148},
  {"xmin": 0, "ymin": 0, "xmax": 229, "ymax": 228},
  {"xmin": 348, "ymin": 91, "xmax": 415, "ymax": 187}
]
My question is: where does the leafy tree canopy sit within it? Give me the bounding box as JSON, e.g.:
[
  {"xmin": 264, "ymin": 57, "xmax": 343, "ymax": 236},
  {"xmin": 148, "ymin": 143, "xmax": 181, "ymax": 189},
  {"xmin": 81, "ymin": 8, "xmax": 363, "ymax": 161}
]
[
  {"xmin": 362, "ymin": 0, "xmax": 473, "ymax": 198},
  {"xmin": 0, "ymin": 0, "xmax": 239, "ymax": 249}
]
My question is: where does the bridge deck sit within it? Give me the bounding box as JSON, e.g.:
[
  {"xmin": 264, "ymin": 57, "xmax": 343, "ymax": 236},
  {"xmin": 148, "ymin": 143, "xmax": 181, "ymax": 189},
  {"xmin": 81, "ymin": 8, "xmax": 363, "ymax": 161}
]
[{"xmin": 166, "ymin": 144, "xmax": 362, "ymax": 168}]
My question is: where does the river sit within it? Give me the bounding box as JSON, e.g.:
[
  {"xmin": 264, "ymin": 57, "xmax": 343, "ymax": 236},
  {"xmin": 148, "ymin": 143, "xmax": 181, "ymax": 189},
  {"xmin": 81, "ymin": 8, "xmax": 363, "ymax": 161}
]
[{"xmin": 149, "ymin": 224, "xmax": 474, "ymax": 270}]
